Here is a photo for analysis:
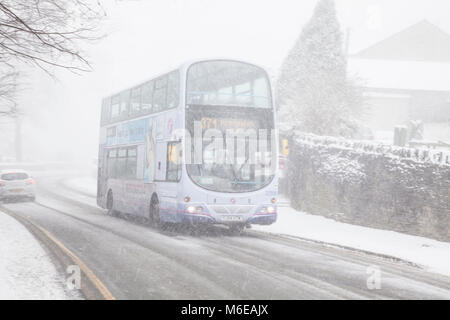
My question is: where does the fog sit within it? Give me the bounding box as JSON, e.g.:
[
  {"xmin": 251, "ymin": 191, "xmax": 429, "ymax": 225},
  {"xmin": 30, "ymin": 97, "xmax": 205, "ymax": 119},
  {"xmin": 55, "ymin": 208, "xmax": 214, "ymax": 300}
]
[
  {"xmin": 2, "ymin": 0, "xmax": 450, "ymax": 301},
  {"xmin": 3, "ymin": 0, "xmax": 450, "ymax": 162}
]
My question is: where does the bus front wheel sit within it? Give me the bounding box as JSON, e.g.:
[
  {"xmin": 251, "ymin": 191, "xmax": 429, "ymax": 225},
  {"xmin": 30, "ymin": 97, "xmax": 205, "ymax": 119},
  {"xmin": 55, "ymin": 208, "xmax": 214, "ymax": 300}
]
[{"xmin": 106, "ymin": 191, "xmax": 119, "ymax": 217}]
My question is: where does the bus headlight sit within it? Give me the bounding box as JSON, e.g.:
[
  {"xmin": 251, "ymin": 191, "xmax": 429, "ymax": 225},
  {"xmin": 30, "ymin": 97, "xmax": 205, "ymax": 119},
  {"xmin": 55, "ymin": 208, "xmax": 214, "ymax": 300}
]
[
  {"xmin": 186, "ymin": 205, "xmax": 196, "ymax": 214},
  {"xmin": 186, "ymin": 206, "xmax": 203, "ymax": 214},
  {"xmin": 267, "ymin": 206, "xmax": 275, "ymax": 214}
]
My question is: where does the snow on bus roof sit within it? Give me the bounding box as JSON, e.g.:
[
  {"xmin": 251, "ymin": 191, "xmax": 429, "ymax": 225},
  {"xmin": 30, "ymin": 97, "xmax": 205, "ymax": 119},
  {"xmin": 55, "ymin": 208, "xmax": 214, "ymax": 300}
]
[{"xmin": 102, "ymin": 58, "xmax": 269, "ymax": 100}]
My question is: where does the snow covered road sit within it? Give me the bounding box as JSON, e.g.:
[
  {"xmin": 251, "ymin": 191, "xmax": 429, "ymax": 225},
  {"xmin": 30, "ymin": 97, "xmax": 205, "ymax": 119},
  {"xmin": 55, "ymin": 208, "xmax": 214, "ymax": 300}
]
[
  {"xmin": 1, "ymin": 170, "xmax": 450, "ymax": 300},
  {"xmin": 64, "ymin": 174, "xmax": 450, "ymax": 279},
  {"xmin": 253, "ymin": 208, "xmax": 450, "ymax": 278}
]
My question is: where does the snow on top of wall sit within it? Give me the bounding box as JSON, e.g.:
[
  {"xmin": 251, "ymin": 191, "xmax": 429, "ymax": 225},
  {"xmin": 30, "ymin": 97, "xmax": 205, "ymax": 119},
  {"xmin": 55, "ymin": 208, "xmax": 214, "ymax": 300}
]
[{"xmin": 291, "ymin": 131, "xmax": 450, "ymax": 167}]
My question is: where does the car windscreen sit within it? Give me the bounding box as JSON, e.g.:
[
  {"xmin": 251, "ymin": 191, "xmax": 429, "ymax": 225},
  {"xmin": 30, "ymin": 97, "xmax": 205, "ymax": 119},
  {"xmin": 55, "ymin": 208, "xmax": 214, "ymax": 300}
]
[{"xmin": 1, "ymin": 173, "xmax": 29, "ymax": 181}]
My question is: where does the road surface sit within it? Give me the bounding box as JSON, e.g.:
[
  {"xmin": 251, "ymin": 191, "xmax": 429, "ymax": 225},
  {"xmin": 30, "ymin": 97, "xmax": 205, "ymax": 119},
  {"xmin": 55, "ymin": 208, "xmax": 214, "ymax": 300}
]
[{"xmin": 1, "ymin": 169, "xmax": 450, "ymax": 300}]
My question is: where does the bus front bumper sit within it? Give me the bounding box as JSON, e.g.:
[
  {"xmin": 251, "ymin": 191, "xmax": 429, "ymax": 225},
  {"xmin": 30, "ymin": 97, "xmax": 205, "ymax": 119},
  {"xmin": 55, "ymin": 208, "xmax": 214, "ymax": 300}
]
[{"xmin": 176, "ymin": 204, "xmax": 277, "ymax": 226}]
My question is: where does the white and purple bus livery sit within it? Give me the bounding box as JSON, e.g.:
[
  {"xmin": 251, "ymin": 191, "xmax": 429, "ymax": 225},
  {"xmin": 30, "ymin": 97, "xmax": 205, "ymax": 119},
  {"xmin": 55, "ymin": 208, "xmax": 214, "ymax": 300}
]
[{"xmin": 97, "ymin": 59, "xmax": 278, "ymax": 231}]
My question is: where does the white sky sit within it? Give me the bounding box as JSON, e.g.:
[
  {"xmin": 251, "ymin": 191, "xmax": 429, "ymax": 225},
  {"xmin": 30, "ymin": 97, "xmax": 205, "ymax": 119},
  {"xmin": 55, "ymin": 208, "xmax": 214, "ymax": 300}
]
[{"xmin": 7, "ymin": 0, "xmax": 450, "ymax": 162}]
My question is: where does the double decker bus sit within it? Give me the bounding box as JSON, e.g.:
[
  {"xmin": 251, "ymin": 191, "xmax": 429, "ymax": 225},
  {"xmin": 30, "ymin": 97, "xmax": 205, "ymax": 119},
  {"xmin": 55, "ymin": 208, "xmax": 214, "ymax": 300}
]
[{"xmin": 97, "ymin": 59, "xmax": 278, "ymax": 231}]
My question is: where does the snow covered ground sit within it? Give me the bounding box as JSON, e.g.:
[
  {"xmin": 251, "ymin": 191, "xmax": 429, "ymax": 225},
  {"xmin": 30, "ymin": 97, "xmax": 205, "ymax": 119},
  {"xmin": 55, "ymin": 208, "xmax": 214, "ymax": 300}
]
[
  {"xmin": 0, "ymin": 211, "xmax": 77, "ymax": 300},
  {"xmin": 64, "ymin": 177, "xmax": 450, "ymax": 278},
  {"xmin": 63, "ymin": 177, "xmax": 97, "ymax": 196},
  {"xmin": 253, "ymin": 207, "xmax": 450, "ymax": 277}
]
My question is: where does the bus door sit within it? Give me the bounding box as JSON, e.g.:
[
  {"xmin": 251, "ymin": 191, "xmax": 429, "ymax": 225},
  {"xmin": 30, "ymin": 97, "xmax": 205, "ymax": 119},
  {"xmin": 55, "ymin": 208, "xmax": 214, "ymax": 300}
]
[
  {"xmin": 114, "ymin": 148, "xmax": 128, "ymax": 211},
  {"xmin": 121, "ymin": 146, "xmax": 145, "ymax": 215},
  {"xmin": 156, "ymin": 141, "xmax": 181, "ymax": 222},
  {"xmin": 97, "ymin": 145, "xmax": 107, "ymax": 206}
]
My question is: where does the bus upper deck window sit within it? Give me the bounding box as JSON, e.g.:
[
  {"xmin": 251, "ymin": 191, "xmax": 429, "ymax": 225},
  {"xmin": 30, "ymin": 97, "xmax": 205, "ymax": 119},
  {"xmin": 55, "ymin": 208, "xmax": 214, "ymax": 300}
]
[
  {"xmin": 153, "ymin": 75, "xmax": 167, "ymax": 112},
  {"xmin": 130, "ymin": 87, "xmax": 142, "ymax": 114},
  {"xmin": 120, "ymin": 90, "xmax": 130, "ymax": 117},
  {"xmin": 253, "ymin": 78, "xmax": 271, "ymax": 108},
  {"xmin": 167, "ymin": 71, "xmax": 179, "ymax": 109},
  {"xmin": 141, "ymin": 81, "xmax": 154, "ymax": 114},
  {"xmin": 110, "ymin": 95, "xmax": 120, "ymax": 119}
]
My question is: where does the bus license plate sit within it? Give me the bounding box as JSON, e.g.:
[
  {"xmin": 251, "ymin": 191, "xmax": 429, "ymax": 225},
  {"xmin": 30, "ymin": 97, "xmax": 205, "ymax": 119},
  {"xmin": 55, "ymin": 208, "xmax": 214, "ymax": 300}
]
[
  {"xmin": 221, "ymin": 215, "xmax": 243, "ymax": 222},
  {"xmin": 10, "ymin": 189, "xmax": 23, "ymax": 193}
]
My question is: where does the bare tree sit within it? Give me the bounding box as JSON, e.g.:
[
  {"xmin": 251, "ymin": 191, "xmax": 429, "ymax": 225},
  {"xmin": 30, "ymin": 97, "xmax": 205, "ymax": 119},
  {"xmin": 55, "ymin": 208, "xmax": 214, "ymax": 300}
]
[
  {"xmin": 0, "ymin": 69, "xmax": 18, "ymax": 117},
  {"xmin": 0, "ymin": 0, "xmax": 104, "ymax": 74},
  {"xmin": 0, "ymin": 0, "xmax": 104, "ymax": 161}
]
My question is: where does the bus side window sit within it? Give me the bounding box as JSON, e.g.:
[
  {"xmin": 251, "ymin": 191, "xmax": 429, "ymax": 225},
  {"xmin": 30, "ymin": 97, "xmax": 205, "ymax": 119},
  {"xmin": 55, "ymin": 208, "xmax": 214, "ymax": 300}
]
[
  {"xmin": 130, "ymin": 87, "xmax": 141, "ymax": 114},
  {"xmin": 106, "ymin": 126, "xmax": 116, "ymax": 138},
  {"xmin": 107, "ymin": 149, "xmax": 118, "ymax": 178},
  {"xmin": 166, "ymin": 142, "xmax": 181, "ymax": 182},
  {"xmin": 111, "ymin": 95, "xmax": 120, "ymax": 120},
  {"xmin": 141, "ymin": 81, "xmax": 154, "ymax": 114},
  {"xmin": 126, "ymin": 147, "xmax": 137, "ymax": 179},
  {"xmin": 120, "ymin": 90, "xmax": 130, "ymax": 117},
  {"xmin": 117, "ymin": 148, "xmax": 128, "ymax": 178},
  {"xmin": 153, "ymin": 75, "xmax": 167, "ymax": 112},
  {"xmin": 167, "ymin": 71, "xmax": 179, "ymax": 109}
]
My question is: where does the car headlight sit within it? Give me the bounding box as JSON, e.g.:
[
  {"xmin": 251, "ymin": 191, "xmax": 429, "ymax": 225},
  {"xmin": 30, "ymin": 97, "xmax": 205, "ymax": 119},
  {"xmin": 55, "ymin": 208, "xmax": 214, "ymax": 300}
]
[{"xmin": 267, "ymin": 206, "xmax": 275, "ymax": 214}]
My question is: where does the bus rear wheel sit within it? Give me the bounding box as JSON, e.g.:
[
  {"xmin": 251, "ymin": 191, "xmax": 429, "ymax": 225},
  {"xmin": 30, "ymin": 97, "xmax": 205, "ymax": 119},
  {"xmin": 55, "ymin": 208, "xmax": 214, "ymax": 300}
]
[
  {"xmin": 106, "ymin": 191, "xmax": 119, "ymax": 217},
  {"xmin": 150, "ymin": 197, "xmax": 161, "ymax": 227}
]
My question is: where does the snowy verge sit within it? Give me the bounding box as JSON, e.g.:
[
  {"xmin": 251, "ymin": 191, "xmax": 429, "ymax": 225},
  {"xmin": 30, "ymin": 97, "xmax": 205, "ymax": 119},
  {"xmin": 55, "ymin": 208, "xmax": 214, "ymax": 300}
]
[
  {"xmin": 0, "ymin": 210, "xmax": 77, "ymax": 299},
  {"xmin": 63, "ymin": 177, "xmax": 97, "ymax": 197},
  {"xmin": 253, "ymin": 207, "xmax": 450, "ymax": 277}
]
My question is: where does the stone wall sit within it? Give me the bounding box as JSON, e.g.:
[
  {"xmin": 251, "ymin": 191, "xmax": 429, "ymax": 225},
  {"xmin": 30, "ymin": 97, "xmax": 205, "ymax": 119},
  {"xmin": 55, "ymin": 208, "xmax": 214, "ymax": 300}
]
[{"xmin": 286, "ymin": 133, "xmax": 450, "ymax": 242}]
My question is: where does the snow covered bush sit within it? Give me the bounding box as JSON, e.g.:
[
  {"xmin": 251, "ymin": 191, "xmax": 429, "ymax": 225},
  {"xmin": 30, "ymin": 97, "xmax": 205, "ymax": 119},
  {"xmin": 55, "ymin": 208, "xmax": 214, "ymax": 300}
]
[{"xmin": 277, "ymin": 0, "xmax": 366, "ymax": 138}]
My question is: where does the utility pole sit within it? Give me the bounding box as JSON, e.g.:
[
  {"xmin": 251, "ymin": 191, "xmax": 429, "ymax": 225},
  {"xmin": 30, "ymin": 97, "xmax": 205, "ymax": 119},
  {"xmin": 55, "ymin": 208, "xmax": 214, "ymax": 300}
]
[
  {"xmin": 13, "ymin": 107, "xmax": 22, "ymax": 162},
  {"xmin": 344, "ymin": 27, "xmax": 351, "ymax": 57}
]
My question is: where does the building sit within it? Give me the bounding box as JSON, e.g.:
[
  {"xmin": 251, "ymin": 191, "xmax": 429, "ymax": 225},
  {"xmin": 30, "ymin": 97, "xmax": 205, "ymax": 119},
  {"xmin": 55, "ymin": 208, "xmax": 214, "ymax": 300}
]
[{"xmin": 348, "ymin": 20, "xmax": 450, "ymax": 142}]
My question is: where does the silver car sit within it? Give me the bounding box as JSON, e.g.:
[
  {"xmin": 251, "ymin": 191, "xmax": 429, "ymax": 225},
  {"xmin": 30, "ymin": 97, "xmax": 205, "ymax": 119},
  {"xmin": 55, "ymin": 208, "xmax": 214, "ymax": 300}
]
[{"xmin": 0, "ymin": 169, "xmax": 36, "ymax": 201}]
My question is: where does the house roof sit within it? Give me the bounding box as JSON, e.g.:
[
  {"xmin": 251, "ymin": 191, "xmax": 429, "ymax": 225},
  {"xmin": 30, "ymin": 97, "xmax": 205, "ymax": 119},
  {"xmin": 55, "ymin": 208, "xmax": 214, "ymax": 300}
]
[
  {"xmin": 348, "ymin": 58, "xmax": 450, "ymax": 92},
  {"xmin": 353, "ymin": 20, "xmax": 450, "ymax": 63}
]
